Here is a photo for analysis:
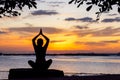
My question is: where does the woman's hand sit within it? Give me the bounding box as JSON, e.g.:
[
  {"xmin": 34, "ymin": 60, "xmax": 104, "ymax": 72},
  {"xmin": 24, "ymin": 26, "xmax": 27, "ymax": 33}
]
[{"xmin": 39, "ymin": 28, "xmax": 43, "ymax": 35}]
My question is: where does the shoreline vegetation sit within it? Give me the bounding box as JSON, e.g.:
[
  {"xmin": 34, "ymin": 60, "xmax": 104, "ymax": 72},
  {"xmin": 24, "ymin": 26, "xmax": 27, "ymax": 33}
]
[
  {"xmin": 12, "ymin": 74, "xmax": 120, "ymax": 80},
  {"xmin": 1, "ymin": 52, "xmax": 120, "ymax": 56},
  {"xmin": 4, "ymin": 74, "xmax": 120, "ymax": 80}
]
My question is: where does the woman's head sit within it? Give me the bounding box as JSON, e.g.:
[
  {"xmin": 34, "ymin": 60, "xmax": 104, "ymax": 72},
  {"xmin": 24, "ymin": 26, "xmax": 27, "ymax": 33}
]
[{"xmin": 37, "ymin": 38, "xmax": 43, "ymax": 46}]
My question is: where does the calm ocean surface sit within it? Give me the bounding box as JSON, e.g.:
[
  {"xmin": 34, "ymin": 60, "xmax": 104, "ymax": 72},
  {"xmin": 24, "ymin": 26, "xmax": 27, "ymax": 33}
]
[{"xmin": 0, "ymin": 55, "xmax": 120, "ymax": 79}]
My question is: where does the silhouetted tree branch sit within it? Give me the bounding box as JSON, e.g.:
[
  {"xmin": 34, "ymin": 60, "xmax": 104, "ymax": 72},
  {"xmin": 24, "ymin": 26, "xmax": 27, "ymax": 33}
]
[
  {"xmin": 0, "ymin": 0, "xmax": 37, "ymax": 17},
  {"xmin": 69, "ymin": 0, "xmax": 120, "ymax": 20}
]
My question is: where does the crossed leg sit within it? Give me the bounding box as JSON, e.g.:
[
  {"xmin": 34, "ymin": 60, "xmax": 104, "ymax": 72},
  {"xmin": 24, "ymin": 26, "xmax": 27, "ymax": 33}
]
[
  {"xmin": 28, "ymin": 60, "xmax": 37, "ymax": 69},
  {"xmin": 44, "ymin": 59, "xmax": 52, "ymax": 69},
  {"xmin": 28, "ymin": 59, "xmax": 52, "ymax": 70}
]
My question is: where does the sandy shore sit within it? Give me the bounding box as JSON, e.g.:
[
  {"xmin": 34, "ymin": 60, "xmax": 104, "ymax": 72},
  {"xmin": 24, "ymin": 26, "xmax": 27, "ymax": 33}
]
[{"xmin": 8, "ymin": 74, "xmax": 120, "ymax": 80}]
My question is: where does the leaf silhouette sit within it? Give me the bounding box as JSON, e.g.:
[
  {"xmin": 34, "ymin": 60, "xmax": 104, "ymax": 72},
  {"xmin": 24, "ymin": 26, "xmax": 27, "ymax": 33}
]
[
  {"xmin": 69, "ymin": 0, "xmax": 120, "ymax": 20},
  {"xmin": 69, "ymin": 0, "xmax": 74, "ymax": 4},
  {"xmin": 0, "ymin": 0, "xmax": 37, "ymax": 17},
  {"xmin": 118, "ymin": 7, "xmax": 120, "ymax": 13},
  {"xmin": 86, "ymin": 2, "xmax": 92, "ymax": 5},
  {"xmin": 86, "ymin": 5, "xmax": 92, "ymax": 11},
  {"xmin": 77, "ymin": 2, "xmax": 83, "ymax": 7}
]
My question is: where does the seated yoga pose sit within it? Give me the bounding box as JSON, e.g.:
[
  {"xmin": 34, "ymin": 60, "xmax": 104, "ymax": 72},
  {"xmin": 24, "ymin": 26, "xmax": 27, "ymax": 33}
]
[{"xmin": 28, "ymin": 29, "xmax": 52, "ymax": 70}]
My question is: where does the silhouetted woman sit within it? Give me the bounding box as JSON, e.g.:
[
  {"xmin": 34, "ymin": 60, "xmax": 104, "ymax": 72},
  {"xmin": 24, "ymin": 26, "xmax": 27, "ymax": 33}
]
[{"xmin": 28, "ymin": 29, "xmax": 52, "ymax": 70}]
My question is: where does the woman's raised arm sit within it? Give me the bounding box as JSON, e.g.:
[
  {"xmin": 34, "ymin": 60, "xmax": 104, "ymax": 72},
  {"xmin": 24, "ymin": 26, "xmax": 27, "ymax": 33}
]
[
  {"xmin": 32, "ymin": 30, "xmax": 41, "ymax": 49},
  {"xmin": 41, "ymin": 29, "xmax": 49, "ymax": 49}
]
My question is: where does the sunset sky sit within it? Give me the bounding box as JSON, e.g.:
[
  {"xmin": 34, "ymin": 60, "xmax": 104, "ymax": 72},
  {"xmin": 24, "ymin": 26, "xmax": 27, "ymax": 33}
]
[{"xmin": 0, "ymin": 0, "xmax": 120, "ymax": 54}]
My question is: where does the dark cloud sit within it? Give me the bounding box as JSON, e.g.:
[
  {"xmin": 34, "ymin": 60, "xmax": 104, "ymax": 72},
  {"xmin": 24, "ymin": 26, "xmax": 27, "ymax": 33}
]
[
  {"xmin": 75, "ymin": 40, "xmax": 119, "ymax": 46},
  {"xmin": 74, "ymin": 25, "xmax": 88, "ymax": 29},
  {"xmin": 65, "ymin": 17, "xmax": 76, "ymax": 21},
  {"xmin": 77, "ymin": 17, "xmax": 94, "ymax": 22},
  {"xmin": 8, "ymin": 27, "xmax": 64, "ymax": 34},
  {"xmin": 92, "ymin": 27, "xmax": 120, "ymax": 36},
  {"xmin": 51, "ymin": 40, "xmax": 66, "ymax": 43},
  {"xmin": 31, "ymin": 10, "xmax": 59, "ymax": 16},
  {"xmin": 0, "ymin": 31, "xmax": 7, "ymax": 34},
  {"xmin": 102, "ymin": 17, "xmax": 120, "ymax": 22},
  {"xmin": 65, "ymin": 17, "xmax": 95, "ymax": 22},
  {"xmin": 84, "ymin": 42, "xmax": 106, "ymax": 46},
  {"xmin": 75, "ymin": 41, "xmax": 106, "ymax": 46},
  {"xmin": 102, "ymin": 40, "xmax": 119, "ymax": 43},
  {"xmin": 74, "ymin": 27, "xmax": 120, "ymax": 37}
]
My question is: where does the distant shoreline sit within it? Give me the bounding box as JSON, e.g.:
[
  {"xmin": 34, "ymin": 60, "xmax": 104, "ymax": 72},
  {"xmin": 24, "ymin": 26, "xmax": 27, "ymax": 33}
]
[
  {"xmin": 1, "ymin": 53, "xmax": 120, "ymax": 56},
  {"xmin": 3, "ymin": 74, "xmax": 120, "ymax": 80}
]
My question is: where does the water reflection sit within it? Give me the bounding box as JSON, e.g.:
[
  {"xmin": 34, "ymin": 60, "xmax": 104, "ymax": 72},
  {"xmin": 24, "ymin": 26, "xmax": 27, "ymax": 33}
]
[
  {"xmin": 51, "ymin": 56, "xmax": 120, "ymax": 63},
  {"xmin": 0, "ymin": 56, "xmax": 120, "ymax": 75},
  {"xmin": 49, "ymin": 56, "xmax": 120, "ymax": 74}
]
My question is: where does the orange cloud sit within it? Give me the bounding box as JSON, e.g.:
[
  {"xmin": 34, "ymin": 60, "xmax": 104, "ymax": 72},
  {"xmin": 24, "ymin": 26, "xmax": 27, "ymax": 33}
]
[{"xmin": 0, "ymin": 26, "xmax": 120, "ymax": 53}]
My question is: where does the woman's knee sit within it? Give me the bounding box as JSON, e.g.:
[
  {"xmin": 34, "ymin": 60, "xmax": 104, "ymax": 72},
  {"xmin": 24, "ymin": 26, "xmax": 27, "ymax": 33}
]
[
  {"xmin": 28, "ymin": 60, "xmax": 33, "ymax": 63},
  {"xmin": 28, "ymin": 60, "xmax": 34, "ymax": 65},
  {"xmin": 47, "ymin": 59, "xmax": 52, "ymax": 65},
  {"xmin": 48, "ymin": 59, "xmax": 52, "ymax": 63}
]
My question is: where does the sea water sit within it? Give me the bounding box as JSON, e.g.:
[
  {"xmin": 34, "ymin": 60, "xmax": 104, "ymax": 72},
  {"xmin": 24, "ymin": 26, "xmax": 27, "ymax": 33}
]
[{"xmin": 0, "ymin": 55, "xmax": 120, "ymax": 79}]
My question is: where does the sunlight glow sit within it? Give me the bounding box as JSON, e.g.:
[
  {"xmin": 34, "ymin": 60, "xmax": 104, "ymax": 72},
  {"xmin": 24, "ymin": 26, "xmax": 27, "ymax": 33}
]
[{"xmin": 0, "ymin": 0, "xmax": 120, "ymax": 53}]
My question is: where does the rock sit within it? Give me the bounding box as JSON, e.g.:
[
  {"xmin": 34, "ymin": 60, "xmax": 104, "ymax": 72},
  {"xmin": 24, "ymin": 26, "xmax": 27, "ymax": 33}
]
[{"xmin": 9, "ymin": 68, "xmax": 64, "ymax": 80}]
